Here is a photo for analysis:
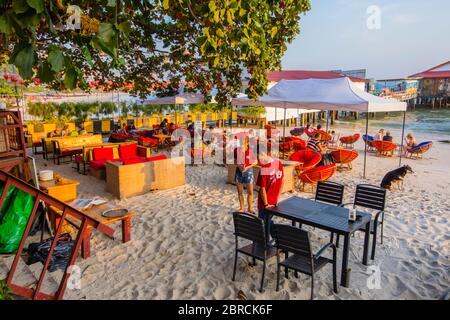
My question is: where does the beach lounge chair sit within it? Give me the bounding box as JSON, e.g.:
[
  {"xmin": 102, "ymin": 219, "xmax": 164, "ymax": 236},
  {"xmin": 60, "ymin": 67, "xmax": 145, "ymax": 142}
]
[
  {"xmin": 304, "ymin": 127, "xmax": 316, "ymax": 138},
  {"xmin": 290, "ymin": 127, "xmax": 304, "ymax": 137},
  {"xmin": 362, "ymin": 134, "xmax": 376, "ymax": 152},
  {"xmin": 273, "ymin": 224, "xmax": 338, "ymax": 299},
  {"xmin": 339, "ymin": 133, "xmax": 360, "ymax": 149},
  {"xmin": 330, "ymin": 149, "xmax": 359, "ymax": 171},
  {"xmin": 299, "ymin": 164, "xmax": 337, "ymax": 193},
  {"xmin": 340, "ymin": 184, "xmax": 386, "ymax": 260},
  {"xmin": 232, "ymin": 212, "xmax": 276, "ymax": 292},
  {"xmin": 372, "ymin": 140, "xmax": 397, "ymax": 157},
  {"xmin": 405, "ymin": 141, "xmax": 433, "ymax": 159},
  {"xmin": 289, "ymin": 150, "xmax": 321, "ymax": 172}
]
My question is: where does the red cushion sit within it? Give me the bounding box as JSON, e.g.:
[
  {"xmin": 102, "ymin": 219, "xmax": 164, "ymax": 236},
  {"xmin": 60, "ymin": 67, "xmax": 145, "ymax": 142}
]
[
  {"xmin": 119, "ymin": 144, "xmax": 138, "ymax": 160},
  {"xmin": 93, "ymin": 148, "xmax": 114, "ymax": 161},
  {"xmin": 89, "ymin": 160, "xmax": 107, "ymax": 170},
  {"xmin": 146, "ymin": 155, "xmax": 167, "ymax": 162},
  {"xmin": 122, "ymin": 157, "xmax": 147, "ymax": 165}
]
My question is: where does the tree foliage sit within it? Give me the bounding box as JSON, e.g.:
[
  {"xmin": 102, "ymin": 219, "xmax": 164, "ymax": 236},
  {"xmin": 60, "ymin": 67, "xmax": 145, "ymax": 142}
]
[{"xmin": 0, "ymin": 0, "xmax": 311, "ymax": 104}]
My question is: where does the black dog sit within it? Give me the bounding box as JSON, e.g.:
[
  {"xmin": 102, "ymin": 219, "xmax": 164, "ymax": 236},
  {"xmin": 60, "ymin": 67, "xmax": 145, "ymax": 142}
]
[{"xmin": 380, "ymin": 165, "xmax": 414, "ymax": 190}]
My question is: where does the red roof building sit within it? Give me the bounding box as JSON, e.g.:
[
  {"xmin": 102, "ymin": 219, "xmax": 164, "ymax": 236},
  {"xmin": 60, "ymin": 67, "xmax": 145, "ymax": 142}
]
[
  {"xmin": 409, "ymin": 60, "xmax": 450, "ymax": 79},
  {"xmin": 409, "ymin": 61, "xmax": 450, "ymax": 97}
]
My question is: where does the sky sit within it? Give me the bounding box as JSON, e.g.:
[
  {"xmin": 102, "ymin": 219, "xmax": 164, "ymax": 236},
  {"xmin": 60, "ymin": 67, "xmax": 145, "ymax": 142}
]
[{"xmin": 282, "ymin": 0, "xmax": 450, "ymax": 80}]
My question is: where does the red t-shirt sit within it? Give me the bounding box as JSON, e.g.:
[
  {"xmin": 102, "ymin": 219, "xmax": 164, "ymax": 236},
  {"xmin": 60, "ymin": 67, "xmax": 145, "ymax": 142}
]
[
  {"xmin": 235, "ymin": 148, "xmax": 256, "ymax": 167},
  {"xmin": 257, "ymin": 159, "xmax": 284, "ymax": 210}
]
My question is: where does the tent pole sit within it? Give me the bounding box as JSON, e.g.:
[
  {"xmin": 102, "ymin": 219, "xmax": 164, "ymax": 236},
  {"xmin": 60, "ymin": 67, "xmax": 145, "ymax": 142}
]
[
  {"xmin": 363, "ymin": 111, "xmax": 369, "ymax": 179},
  {"xmin": 282, "ymin": 107, "xmax": 287, "ymax": 158},
  {"xmin": 275, "ymin": 107, "xmax": 277, "ymax": 127},
  {"xmin": 399, "ymin": 111, "xmax": 406, "ymax": 167},
  {"xmin": 325, "ymin": 110, "xmax": 330, "ymax": 146}
]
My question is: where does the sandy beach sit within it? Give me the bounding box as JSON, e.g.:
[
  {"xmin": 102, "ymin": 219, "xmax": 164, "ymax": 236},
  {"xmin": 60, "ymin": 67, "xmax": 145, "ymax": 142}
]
[{"xmin": 1, "ymin": 124, "xmax": 449, "ymax": 300}]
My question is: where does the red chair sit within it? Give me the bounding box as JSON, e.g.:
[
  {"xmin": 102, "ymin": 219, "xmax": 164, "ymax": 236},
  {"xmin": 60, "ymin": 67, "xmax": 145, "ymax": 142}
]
[
  {"xmin": 317, "ymin": 130, "xmax": 332, "ymax": 142},
  {"xmin": 299, "ymin": 164, "xmax": 337, "ymax": 192},
  {"xmin": 372, "ymin": 140, "xmax": 397, "ymax": 157},
  {"xmin": 330, "ymin": 149, "xmax": 359, "ymax": 170},
  {"xmin": 304, "ymin": 128, "xmax": 316, "ymax": 138},
  {"xmin": 339, "ymin": 133, "xmax": 360, "ymax": 148},
  {"xmin": 289, "ymin": 150, "xmax": 322, "ymax": 172}
]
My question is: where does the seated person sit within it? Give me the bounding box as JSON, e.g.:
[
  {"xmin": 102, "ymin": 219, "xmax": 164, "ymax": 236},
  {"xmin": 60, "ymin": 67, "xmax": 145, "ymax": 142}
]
[
  {"xmin": 383, "ymin": 131, "xmax": 393, "ymax": 142},
  {"xmin": 307, "ymin": 132, "xmax": 324, "ymax": 154},
  {"xmin": 375, "ymin": 129, "xmax": 384, "ymax": 141},
  {"xmin": 404, "ymin": 133, "xmax": 417, "ymax": 154},
  {"xmin": 328, "ymin": 130, "xmax": 337, "ymax": 144},
  {"xmin": 146, "ymin": 129, "xmax": 156, "ymax": 138},
  {"xmin": 118, "ymin": 123, "xmax": 128, "ymax": 134},
  {"xmin": 61, "ymin": 125, "xmax": 70, "ymax": 136},
  {"xmin": 187, "ymin": 122, "xmax": 194, "ymax": 131},
  {"xmin": 316, "ymin": 124, "xmax": 322, "ymax": 131}
]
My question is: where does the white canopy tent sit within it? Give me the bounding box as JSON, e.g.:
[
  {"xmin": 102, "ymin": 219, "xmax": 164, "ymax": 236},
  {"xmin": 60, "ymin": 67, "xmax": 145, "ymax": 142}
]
[
  {"xmin": 233, "ymin": 77, "xmax": 407, "ymax": 112},
  {"xmin": 232, "ymin": 77, "xmax": 408, "ymax": 178}
]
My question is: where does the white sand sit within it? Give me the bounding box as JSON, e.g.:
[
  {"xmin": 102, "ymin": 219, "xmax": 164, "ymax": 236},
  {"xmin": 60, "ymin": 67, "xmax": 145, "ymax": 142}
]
[{"xmin": 1, "ymin": 125, "xmax": 449, "ymax": 300}]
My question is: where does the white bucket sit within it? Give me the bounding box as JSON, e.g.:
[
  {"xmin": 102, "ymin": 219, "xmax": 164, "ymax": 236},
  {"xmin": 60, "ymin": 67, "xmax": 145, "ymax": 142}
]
[{"xmin": 39, "ymin": 170, "xmax": 54, "ymax": 181}]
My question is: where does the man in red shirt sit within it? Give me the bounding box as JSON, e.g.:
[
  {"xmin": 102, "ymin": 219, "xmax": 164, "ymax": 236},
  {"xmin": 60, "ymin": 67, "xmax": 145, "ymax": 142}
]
[{"xmin": 256, "ymin": 151, "xmax": 284, "ymax": 239}]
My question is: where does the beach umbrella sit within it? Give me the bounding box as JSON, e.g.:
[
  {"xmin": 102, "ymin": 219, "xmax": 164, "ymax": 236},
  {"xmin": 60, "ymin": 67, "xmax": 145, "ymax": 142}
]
[{"xmin": 232, "ymin": 77, "xmax": 407, "ymax": 178}]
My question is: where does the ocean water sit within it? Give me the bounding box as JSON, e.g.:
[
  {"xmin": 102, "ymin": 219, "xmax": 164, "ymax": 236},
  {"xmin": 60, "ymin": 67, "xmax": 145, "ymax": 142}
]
[{"xmin": 329, "ymin": 109, "xmax": 450, "ymax": 140}]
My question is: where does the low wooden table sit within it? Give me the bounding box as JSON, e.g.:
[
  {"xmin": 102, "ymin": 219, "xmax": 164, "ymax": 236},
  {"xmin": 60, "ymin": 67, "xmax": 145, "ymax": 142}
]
[
  {"xmin": 48, "ymin": 203, "xmax": 134, "ymax": 259},
  {"xmin": 153, "ymin": 134, "xmax": 171, "ymax": 149}
]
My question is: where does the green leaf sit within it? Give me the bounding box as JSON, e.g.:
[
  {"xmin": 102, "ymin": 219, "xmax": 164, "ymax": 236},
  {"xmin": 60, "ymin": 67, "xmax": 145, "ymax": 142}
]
[
  {"xmin": 48, "ymin": 47, "xmax": 65, "ymax": 72},
  {"xmin": 163, "ymin": 0, "xmax": 169, "ymax": 10},
  {"xmin": 98, "ymin": 22, "xmax": 115, "ymax": 44},
  {"xmin": 0, "ymin": 15, "xmax": 12, "ymax": 34},
  {"xmin": 117, "ymin": 20, "xmax": 131, "ymax": 38},
  {"xmin": 271, "ymin": 26, "xmax": 278, "ymax": 38},
  {"xmin": 13, "ymin": 0, "xmax": 30, "ymax": 14},
  {"xmin": 82, "ymin": 47, "xmax": 93, "ymax": 66},
  {"xmin": 64, "ymin": 66, "xmax": 77, "ymax": 89},
  {"xmin": 208, "ymin": 0, "xmax": 216, "ymax": 12},
  {"xmin": 216, "ymin": 28, "xmax": 224, "ymax": 38},
  {"xmin": 91, "ymin": 38, "xmax": 116, "ymax": 58},
  {"xmin": 11, "ymin": 44, "xmax": 35, "ymax": 79},
  {"xmin": 26, "ymin": 0, "xmax": 44, "ymax": 13},
  {"xmin": 37, "ymin": 61, "xmax": 54, "ymax": 83}
]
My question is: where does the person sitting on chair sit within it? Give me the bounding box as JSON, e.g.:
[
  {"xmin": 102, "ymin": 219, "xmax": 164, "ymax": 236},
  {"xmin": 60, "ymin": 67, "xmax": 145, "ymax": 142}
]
[
  {"xmin": 307, "ymin": 132, "xmax": 324, "ymax": 154},
  {"xmin": 403, "ymin": 133, "xmax": 417, "ymax": 154},
  {"xmin": 383, "ymin": 131, "xmax": 393, "ymax": 142},
  {"xmin": 375, "ymin": 129, "xmax": 384, "ymax": 141}
]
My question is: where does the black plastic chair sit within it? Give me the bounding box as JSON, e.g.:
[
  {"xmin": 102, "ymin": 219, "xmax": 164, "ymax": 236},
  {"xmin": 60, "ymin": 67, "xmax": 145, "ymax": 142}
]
[
  {"xmin": 315, "ymin": 181, "xmax": 345, "ymax": 246},
  {"xmin": 273, "ymin": 224, "xmax": 338, "ymax": 299},
  {"xmin": 315, "ymin": 181, "xmax": 345, "ymax": 206},
  {"xmin": 341, "ymin": 184, "xmax": 386, "ymax": 260},
  {"xmin": 232, "ymin": 212, "xmax": 276, "ymax": 292}
]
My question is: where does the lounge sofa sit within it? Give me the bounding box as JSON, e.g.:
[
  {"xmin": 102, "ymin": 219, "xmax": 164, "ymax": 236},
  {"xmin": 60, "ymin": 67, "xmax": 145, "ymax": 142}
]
[
  {"xmin": 105, "ymin": 156, "xmax": 186, "ymax": 199},
  {"xmin": 89, "ymin": 143, "xmax": 151, "ymax": 179}
]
